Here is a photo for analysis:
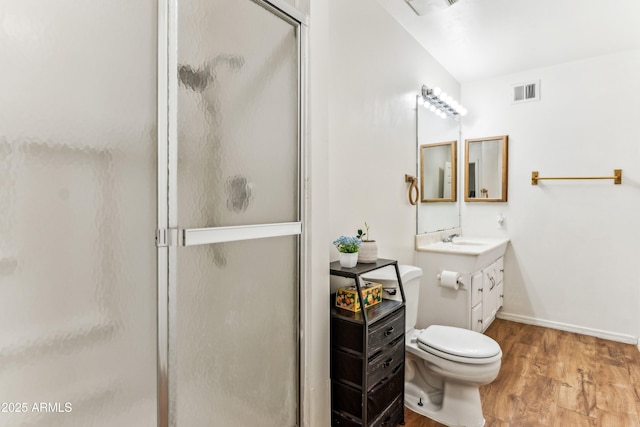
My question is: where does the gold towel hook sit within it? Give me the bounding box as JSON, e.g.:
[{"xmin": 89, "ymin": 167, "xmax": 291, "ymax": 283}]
[{"xmin": 405, "ymin": 174, "xmax": 419, "ymax": 205}]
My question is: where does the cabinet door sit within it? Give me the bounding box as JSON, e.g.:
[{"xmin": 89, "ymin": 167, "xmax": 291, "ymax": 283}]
[
  {"xmin": 497, "ymin": 282, "xmax": 504, "ymax": 311},
  {"xmin": 471, "ymin": 303, "xmax": 483, "ymax": 332},
  {"xmin": 482, "ymin": 262, "xmax": 498, "ymax": 329},
  {"xmin": 471, "ymin": 271, "xmax": 484, "ymax": 307},
  {"xmin": 496, "ymin": 257, "xmax": 504, "ymax": 284}
]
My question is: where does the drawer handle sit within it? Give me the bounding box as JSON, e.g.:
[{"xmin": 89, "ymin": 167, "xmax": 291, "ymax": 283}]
[
  {"xmin": 381, "ymin": 415, "xmax": 392, "ymax": 425},
  {"xmin": 391, "ymin": 364, "xmax": 402, "ymax": 374},
  {"xmin": 384, "ymin": 326, "xmax": 394, "ymax": 336},
  {"xmin": 382, "ymin": 357, "xmax": 393, "ymax": 368}
]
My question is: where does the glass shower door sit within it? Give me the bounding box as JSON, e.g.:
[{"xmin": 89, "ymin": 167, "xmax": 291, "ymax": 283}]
[{"xmin": 166, "ymin": 0, "xmax": 304, "ymax": 425}]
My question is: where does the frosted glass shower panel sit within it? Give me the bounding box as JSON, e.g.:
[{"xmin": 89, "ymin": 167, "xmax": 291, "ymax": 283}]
[
  {"xmin": 0, "ymin": 0, "xmax": 158, "ymax": 425},
  {"xmin": 175, "ymin": 237, "xmax": 299, "ymax": 426},
  {"xmin": 177, "ymin": 0, "xmax": 299, "ymax": 229}
]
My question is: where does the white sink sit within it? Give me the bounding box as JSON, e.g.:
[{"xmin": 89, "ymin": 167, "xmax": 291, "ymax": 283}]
[
  {"xmin": 417, "ymin": 237, "xmax": 509, "ymax": 272},
  {"xmin": 450, "ymin": 240, "xmax": 486, "ymax": 247}
]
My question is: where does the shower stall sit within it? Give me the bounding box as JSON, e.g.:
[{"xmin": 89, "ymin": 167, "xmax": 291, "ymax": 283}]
[{"xmin": 0, "ymin": 0, "xmax": 306, "ymax": 425}]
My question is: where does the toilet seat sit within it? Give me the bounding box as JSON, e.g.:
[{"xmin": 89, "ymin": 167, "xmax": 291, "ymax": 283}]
[{"xmin": 417, "ymin": 325, "xmax": 502, "ymax": 364}]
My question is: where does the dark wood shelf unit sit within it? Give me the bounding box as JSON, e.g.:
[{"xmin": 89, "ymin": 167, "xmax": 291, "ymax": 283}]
[{"xmin": 330, "ymin": 258, "xmax": 406, "ymax": 427}]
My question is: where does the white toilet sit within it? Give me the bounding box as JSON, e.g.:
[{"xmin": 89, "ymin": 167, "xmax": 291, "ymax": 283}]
[{"xmin": 362, "ymin": 265, "xmax": 502, "ymax": 427}]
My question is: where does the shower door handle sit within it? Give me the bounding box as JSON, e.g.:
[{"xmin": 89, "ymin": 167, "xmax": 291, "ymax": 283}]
[{"xmin": 161, "ymin": 222, "xmax": 302, "ymax": 247}]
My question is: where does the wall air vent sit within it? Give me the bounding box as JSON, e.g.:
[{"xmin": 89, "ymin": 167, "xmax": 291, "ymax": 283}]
[
  {"xmin": 511, "ymin": 80, "xmax": 540, "ymax": 104},
  {"xmin": 405, "ymin": 0, "xmax": 459, "ymax": 16}
]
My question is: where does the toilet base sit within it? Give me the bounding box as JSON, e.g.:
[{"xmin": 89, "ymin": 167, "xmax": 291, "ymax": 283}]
[
  {"xmin": 405, "ymin": 357, "xmax": 486, "ymax": 427},
  {"xmin": 405, "ymin": 379, "xmax": 485, "ymax": 427}
]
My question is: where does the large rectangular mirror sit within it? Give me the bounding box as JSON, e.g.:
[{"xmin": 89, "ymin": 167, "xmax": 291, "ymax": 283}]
[
  {"xmin": 420, "ymin": 141, "xmax": 456, "ymax": 202},
  {"xmin": 464, "ymin": 135, "xmax": 508, "ymax": 202},
  {"xmin": 416, "ymin": 96, "xmax": 460, "ymax": 234}
]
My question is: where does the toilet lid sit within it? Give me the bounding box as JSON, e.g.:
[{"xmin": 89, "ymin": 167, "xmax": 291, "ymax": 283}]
[{"xmin": 417, "ymin": 325, "xmax": 501, "ymax": 359}]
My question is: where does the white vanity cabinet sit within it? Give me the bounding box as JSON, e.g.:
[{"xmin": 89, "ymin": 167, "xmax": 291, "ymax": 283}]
[
  {"xmin": 471, "ymin": 257, "xmax": 504, "ymax": 332},
  {"xmin": 415, "ymin": 246, "xmax": 506, "ymax": 333}
]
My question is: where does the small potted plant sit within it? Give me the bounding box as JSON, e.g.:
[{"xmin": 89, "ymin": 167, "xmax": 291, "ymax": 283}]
[
  {"xmin": 333, "ymin": 235, "xmax": 361, "ymax": 268},
  {"xmin": 356, "ymin": 222, "xmax": 378, "ymax": 264}
]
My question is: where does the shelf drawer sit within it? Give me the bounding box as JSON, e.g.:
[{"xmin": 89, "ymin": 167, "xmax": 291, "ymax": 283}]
[
  {"xmin": 368, "ymin": 310, "xmax": 404, "ymax": 355},
  {"xmin": 371, "ymin": 395, "xmax": 403, "ymax": 427},
  {"xmin": 332, "ymin": 317, "xmax": 366, "ymax": 353},
  {"xmin": 332, "ymin": 360, "xmax": 404, "ymax": 421},
  {"xmin": 332, "ymin": 334, "xmax": 404, "ymax": 388},
  {"xmin": 368, "ymin": 335, "xmax": 404, "ymax": 388},
  {"xmin": 331, "ymin": 395, "xmax": 403, "ymax": 427},
  {"xmin": 331, "ymin": 411, "xmax": 361, "ymax": 427}
]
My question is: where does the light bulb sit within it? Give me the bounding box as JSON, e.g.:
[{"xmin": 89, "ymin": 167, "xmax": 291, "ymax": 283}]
[
  {"xmin": 433, "ymin": 87, "xmax": 442, "ymax": 97},
  {"xmin": 445, "ymin": 95, "xmax": 453, "ymax": 104},
  {"xmin": 429, "ymin": 105, "xmax": 436, "ymax": 112},
  {"xmin": 459, "ymin": 107, "xmax": 468, "ymax": 116},
  {"xmin": 417, "ymin": 96, "xmax": 424, "ymax": 105},
  {"xmin": 440, "ymin": 92, "xmax": 448, "ymax": 101}
]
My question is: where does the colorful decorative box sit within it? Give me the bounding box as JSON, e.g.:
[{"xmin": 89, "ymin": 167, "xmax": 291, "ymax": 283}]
[{"xmin": 335, "ymin": 281, "xmax": 383, "ymax": 312}]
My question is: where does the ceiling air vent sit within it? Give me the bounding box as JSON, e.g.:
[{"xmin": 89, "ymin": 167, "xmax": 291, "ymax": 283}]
[{"xmin": 511, "ymin": 80, "xmax": 540, "ymax": 104}]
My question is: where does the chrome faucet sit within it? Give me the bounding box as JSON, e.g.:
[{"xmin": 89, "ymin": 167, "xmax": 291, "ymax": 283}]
[{"xmin": 442, "ymin": 233, "xmax": 460, "ymax": 243}]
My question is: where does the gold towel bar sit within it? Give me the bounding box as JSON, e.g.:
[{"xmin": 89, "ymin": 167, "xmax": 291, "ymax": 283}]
[{"xmin": 531, "ymin": 169, "xmax": 622, "ymax": 185}]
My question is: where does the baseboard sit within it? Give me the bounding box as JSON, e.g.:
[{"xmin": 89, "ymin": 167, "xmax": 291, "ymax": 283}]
[{"xmin": 496, "ymin": 312, "xmax": 639, "ymax": 346}]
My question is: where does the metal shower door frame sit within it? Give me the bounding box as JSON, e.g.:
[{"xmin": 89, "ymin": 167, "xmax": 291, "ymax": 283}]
[{"xmin": 156, "ymin": 1, "xmax": 309, "ymax": 426}]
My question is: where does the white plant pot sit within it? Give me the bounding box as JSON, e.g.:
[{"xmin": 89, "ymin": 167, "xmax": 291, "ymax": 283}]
[
  {"xmin": 339, "ymin": 252, "xmax": 358, "ymax": 268},
  {"xmin": 358, "ymin": 240, "xmax": 378, "ymax": 264}
]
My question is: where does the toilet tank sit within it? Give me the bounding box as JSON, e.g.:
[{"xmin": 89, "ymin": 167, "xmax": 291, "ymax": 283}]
[{"xmin": 361, "ymin": 265, "xmax": 422, "ymax": 333}]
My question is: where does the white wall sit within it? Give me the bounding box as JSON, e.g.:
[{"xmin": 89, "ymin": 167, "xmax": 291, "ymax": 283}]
[
  {"xmin": 328, "ymin": 0, "xmax": 459, "ymax": 265},
  {"xmin": 306, "ymin": 2, "xmax": 459, "ymax": 424},
  {"xmin": 304, "ymin": 0, "xmax": 331, "ymax": 425},
  {"xmin": 461, "ymin": 49, "xmax": 640, "ymax": 343}
]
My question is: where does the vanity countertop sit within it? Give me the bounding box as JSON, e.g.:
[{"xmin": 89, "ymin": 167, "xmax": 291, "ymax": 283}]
[
  {"xmin": 416, "ymin": 236, "xmax": 510, "ymax": 273},
  {"xmin": 417, "ymin": 237, "xmax": 510, "ymax": 255}
]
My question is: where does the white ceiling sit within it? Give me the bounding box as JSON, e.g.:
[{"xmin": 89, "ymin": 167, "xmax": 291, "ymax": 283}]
[{"xmin": 378, "ymin": 0, "xmax": 640, "ymax": 82}]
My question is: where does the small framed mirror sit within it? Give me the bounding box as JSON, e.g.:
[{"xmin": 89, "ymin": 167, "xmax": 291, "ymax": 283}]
[
  {"xmin": 420, "ymin": 141, "xmax": 457, "ymax": 202},
  {"xmin": 464, "ymin": 135, "xmax": 508, "ymax": 202}
]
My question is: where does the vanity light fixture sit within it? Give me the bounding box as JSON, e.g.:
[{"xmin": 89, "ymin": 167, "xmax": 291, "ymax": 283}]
[{"xmin": 420, "ymin": 85, "xmax": 467, "ymax": 119}]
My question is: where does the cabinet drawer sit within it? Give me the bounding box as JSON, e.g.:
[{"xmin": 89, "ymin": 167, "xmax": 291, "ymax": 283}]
[
  {"xmin": 371, "ymin": 395, "xmax": 403, "ymax": 427},
  {"xmin": 368, "ymin": 335, "xmax": 404, "ymax": 388},
  {"xmin": 331, "ymin": 410, "xmax": 361, "ymax": 427},
  {"xmin": 332, "ymin": 334, "xmax": 404, "ymax": 388},
  {"xmin": 368, "ymin": 309, "xmax": 404, "ymax": 355},
  {"xmin": 331, "ymin": 395, "xmax": 403, "ymax": 427},
  {"xmin": 332, "ymin": 361, "xmax": 404, "ymax": 421},
  {"xmin": 332, "ymin": 317, "xmax": 365, "ymax": 353},
  {"xmin": 367, "ymin": 364, "xmax": 404, "ymax": 421}
]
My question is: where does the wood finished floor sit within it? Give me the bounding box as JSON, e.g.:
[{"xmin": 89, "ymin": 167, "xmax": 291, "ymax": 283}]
[{"xmin": 403, "ymin": 319, "xmax": 640, "ymax": 427}]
